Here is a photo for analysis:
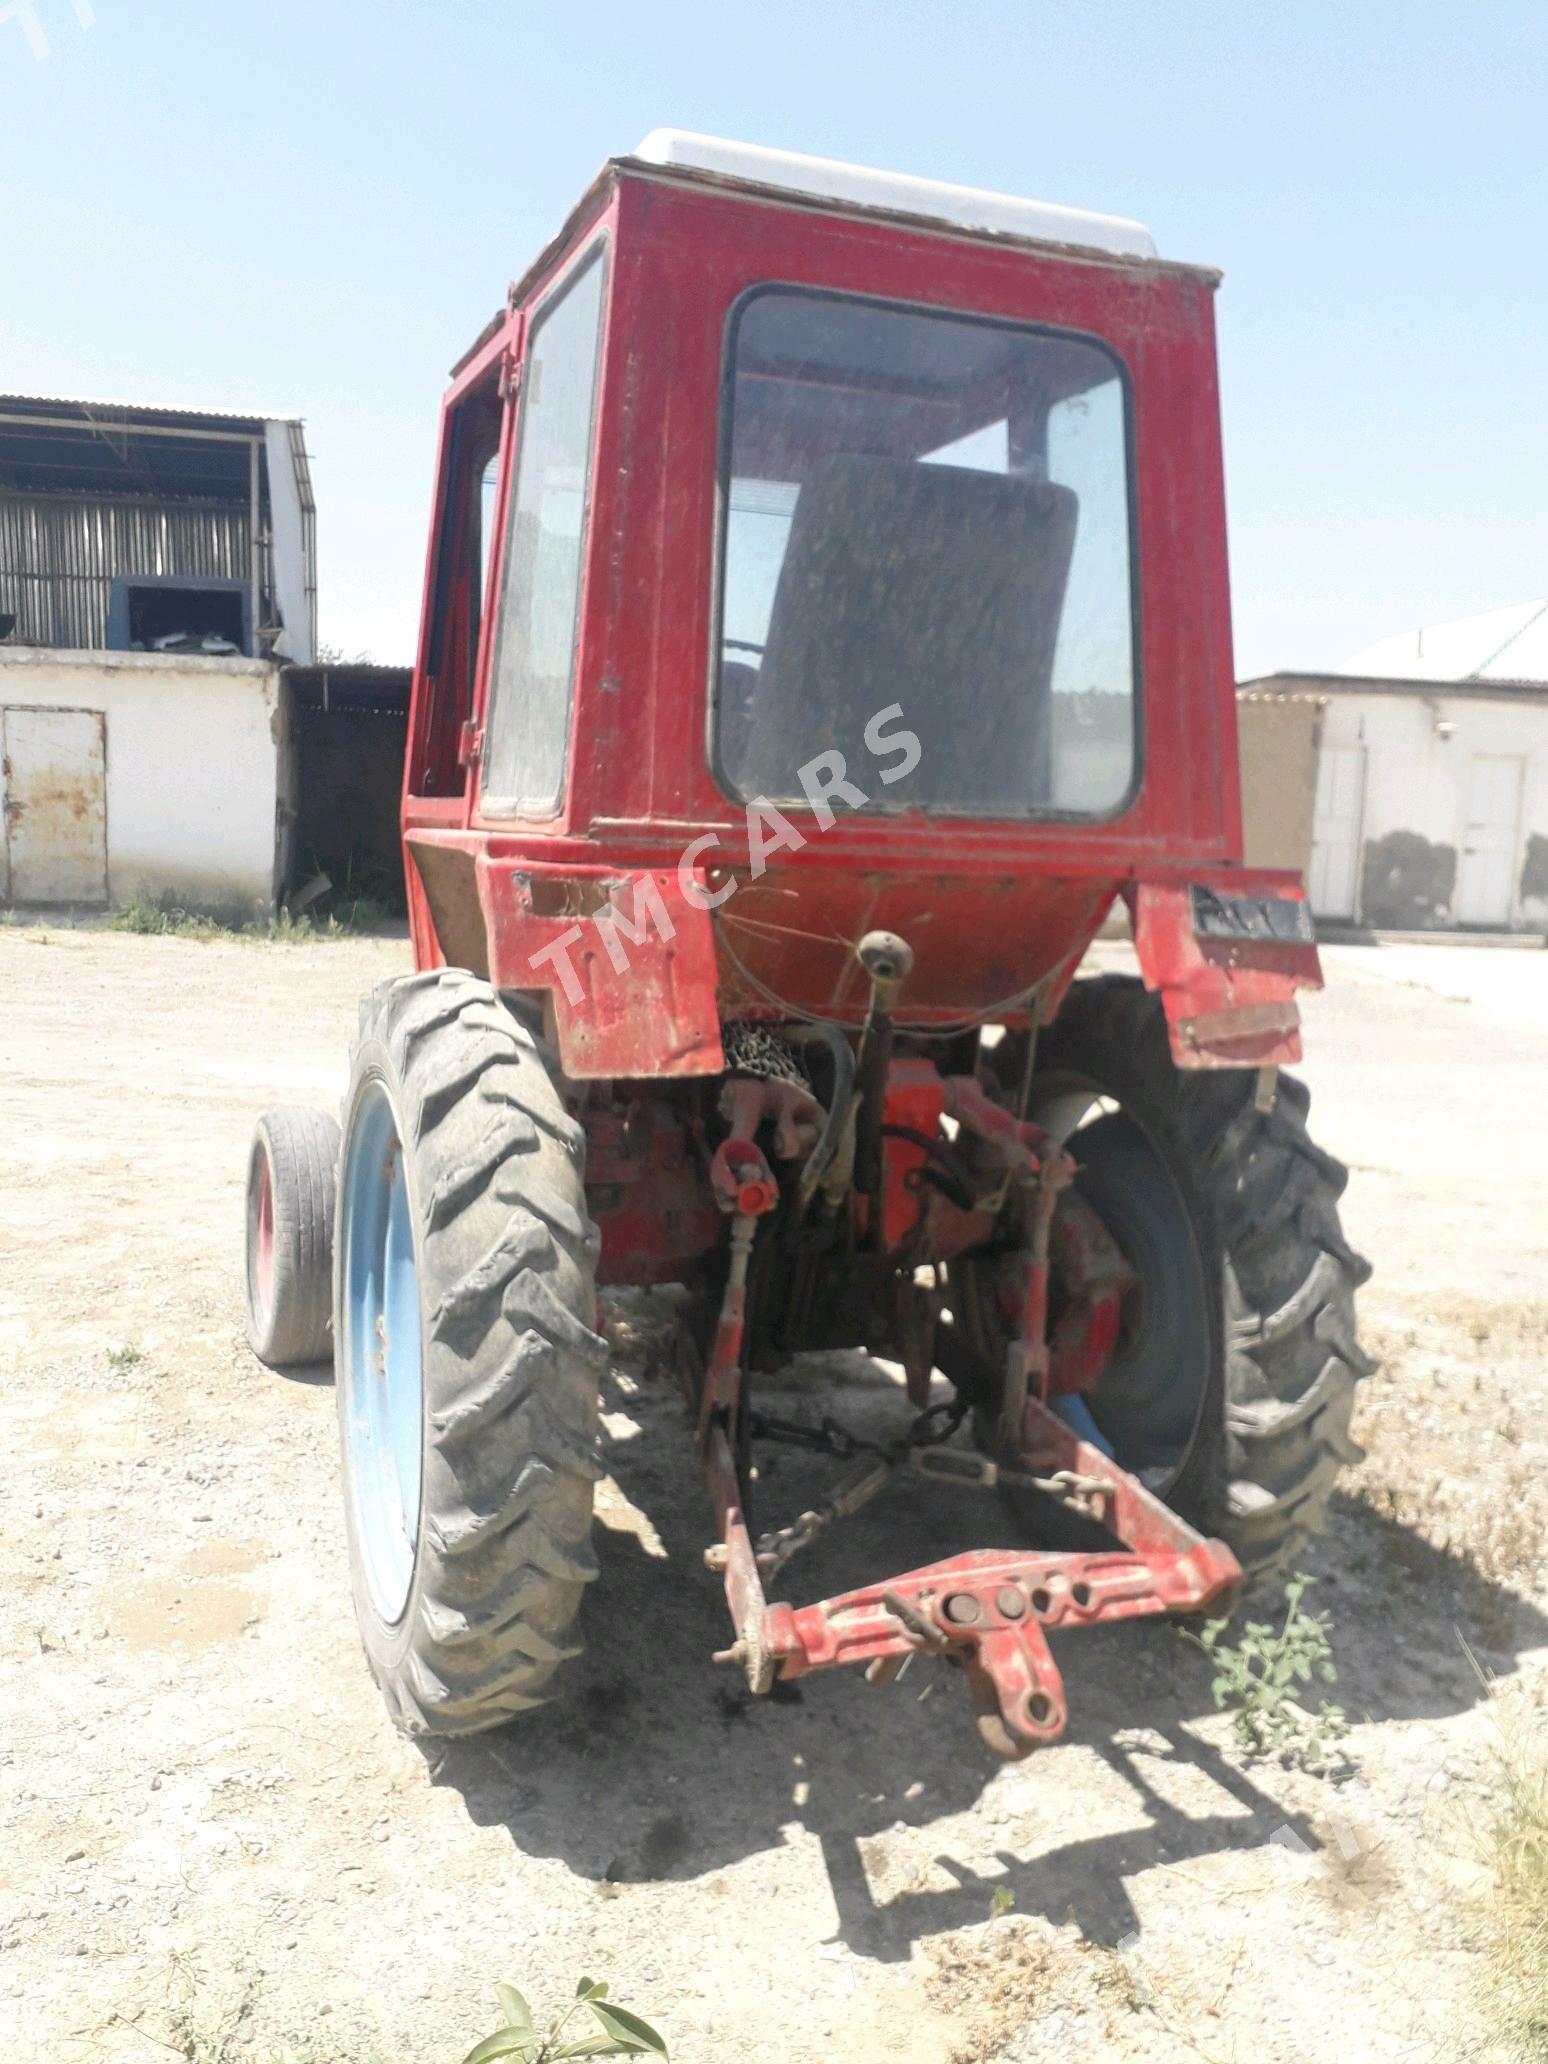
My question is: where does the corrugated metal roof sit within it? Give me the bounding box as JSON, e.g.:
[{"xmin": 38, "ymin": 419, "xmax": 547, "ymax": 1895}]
[
  {"xmin": 1241, "ymin": 669, "xmax": 1548, "ymax": 705},
  {"xmin": 0, "ymin": 392, "xmax": 301, "ymax": 430},
  {"xmin": 1236, "ymin": 686, "xmax": 1328, "ymax": 705},
  {"xmin": 1341, "ymin": 599, "xmax": 1548, "ymax": 685}
]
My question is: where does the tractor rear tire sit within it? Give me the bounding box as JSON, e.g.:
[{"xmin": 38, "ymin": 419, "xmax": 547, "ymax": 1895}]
[
  {"xmin": 334, "ymin": 969, "xmax": 607, "ymax": 1736},
  {"xmin": 955, "ymin": 975, "xmax": 1372, "ymax": 1590},
  {"xmin": 244, "ymin": 1106, "xmax": 340, "ymax": 1367}
]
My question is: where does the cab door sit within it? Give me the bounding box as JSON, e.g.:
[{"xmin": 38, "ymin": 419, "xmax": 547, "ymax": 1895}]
[
  {"xmin": 475, "ymin": 241, "xmax": 608, "ymax": 827},
  {"xmin": 404, "ymin": 352, "xmax": 512, "ymax": 811}
]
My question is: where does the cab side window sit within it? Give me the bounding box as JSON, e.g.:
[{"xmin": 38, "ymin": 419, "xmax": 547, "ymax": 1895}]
[{"xmin": 482, "ymin": 244, "xmax": 607, "ymax": 816}]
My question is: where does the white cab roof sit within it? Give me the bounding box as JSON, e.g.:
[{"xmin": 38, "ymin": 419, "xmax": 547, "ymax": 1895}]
[{"xmin": 633, "ymin": 130, "xmax": 1156, "ymax": 262}]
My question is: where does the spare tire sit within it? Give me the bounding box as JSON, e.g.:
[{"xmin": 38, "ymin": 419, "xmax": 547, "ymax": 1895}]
[{"xmin": 244, "ymin": 1106, "xmax": 340, "ymax": 1368}]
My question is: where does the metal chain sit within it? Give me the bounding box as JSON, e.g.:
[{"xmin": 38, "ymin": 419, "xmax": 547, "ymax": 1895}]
[
  {"xmin": 912, "ymin": 1445, "xmax": 1114, "ymax": 1515},
  {"xmin": 745, "ymin": 1401, "xmax": 1115, "ymax": 1578},
  {"xmin": 747, "ymin": 1399, "xmax": 970, "ymax": 1581},
  {"xmin": 747, "ymin": 1397, "xmax": 966, "ymax": 1467}
]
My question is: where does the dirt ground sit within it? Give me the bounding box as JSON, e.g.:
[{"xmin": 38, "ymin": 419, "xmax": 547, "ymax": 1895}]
[{"xmin": 2, "ymin": 924, "xmax": 1546, "ymax": 2063}]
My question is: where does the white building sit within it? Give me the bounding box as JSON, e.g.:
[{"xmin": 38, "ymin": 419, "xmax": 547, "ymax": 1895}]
[{"xmin": 1243, "ymin": 601, "xmax": 1548, "ymax": 934}]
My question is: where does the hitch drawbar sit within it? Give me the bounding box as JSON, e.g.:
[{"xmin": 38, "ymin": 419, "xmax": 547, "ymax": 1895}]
[{"xmin": 704, "ymin": 1381, "xmax": 1241, "ymax": 1758}]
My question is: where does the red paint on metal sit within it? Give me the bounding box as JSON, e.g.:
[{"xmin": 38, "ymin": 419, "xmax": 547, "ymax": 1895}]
[
  {"xmin": 923, "ymin": 1192, "xmax": 1001, "ymax": 1264},
  {"xmin": 757, "ymin": 1489, "xmax": 1239, "ymax": 1755},
  {"xmin": 1014, "ymin": 1394, "xmax": 1239, "ymax": 1568},
  {"xmin": 878, "ymin": 1058, "xmax": 946, "ymax": 1252},
  {"xmin": 253, "ymin": 1145, "xmax": 275, "ymax": 1317},
  {"xmin": 399, "ymin": 164, "xmax": 1266, "ymax": 1071},
  {"xmin": 405, "ymin": 838, "xmax": 725, "ymax": 1078},
  {"xmin": 943, "ymin": 1074, "xmax": 1053, "ymax": 1169},
  {"xmin": 1127, "ymin": 875, "xmax": 1322, "ymax": 1069},
  {"xmin": 697, "ymin": 1206, "xmax": 772, "ymax": 1453},
  {"xmin": 767, "ymin": 1540, "xmax": 1238, "ymax": 1660},
  {"xmin": 585, "ymin": 1102, "xmax": 722, "ymax": 1286},
  {"xmin": 706, "ymin": 1425, "xmax": 771, "ymax": 1688},
  {"xmin": 1046, "ymin": 1191, "xmax": 1134, "ymax": 1396}
]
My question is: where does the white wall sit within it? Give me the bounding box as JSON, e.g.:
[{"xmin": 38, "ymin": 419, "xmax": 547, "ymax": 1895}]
[
  {"xmin": 1315, "ymin": 688, "xmax": 1548, "ymax": 929},
  {"xmin": 0, "ymin": 647, "xmax": 282, "ymax": 909}
]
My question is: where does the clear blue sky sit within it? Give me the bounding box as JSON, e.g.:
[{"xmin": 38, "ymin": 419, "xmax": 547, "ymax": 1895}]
[{"xmin": 4, "ymin": 0, "xmax": 1545, "ymax": 674}]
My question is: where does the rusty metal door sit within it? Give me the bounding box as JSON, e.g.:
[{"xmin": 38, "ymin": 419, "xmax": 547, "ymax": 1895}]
[{"xmin": 1, "ymin": 706, "xmax": 108, "ymax": 906}]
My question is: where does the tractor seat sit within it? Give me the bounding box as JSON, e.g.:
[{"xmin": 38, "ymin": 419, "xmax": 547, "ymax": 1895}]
[{"xmin": 720, "ymin": 453, "xmax": 1077, "ymax": 815}]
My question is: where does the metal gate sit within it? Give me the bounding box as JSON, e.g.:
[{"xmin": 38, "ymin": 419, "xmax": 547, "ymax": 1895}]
[{"xmin": 0, "ymin": 705, "xmax": 108, "ymax": 906}]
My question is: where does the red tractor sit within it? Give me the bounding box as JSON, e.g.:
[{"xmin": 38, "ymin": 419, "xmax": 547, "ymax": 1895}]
[{"xmin": 243, "ymin": 133, "xmax": 1370, "ymax": 1759}]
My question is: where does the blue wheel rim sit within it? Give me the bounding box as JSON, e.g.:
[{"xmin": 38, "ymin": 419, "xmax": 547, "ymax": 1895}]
[{"xmin": 340, "ymin": 1078, "xmax": 424, "ymax": 1625}]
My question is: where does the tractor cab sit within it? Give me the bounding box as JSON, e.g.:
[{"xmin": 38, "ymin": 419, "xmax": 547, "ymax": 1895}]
[{"xmin": 400, "ymin": 132, "xmax": 1305, "ymax": 1084}]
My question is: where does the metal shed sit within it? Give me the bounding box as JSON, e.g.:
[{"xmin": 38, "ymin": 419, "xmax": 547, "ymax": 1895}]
[{"xmin": 0, "ymin": 393, "xmax": 316, "ymax": 662}]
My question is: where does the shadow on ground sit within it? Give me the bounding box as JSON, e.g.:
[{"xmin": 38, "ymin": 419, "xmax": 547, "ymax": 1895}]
[{"xmin": 421, "ymin": 1354, "xmax": 1548, "ymax": 1963}]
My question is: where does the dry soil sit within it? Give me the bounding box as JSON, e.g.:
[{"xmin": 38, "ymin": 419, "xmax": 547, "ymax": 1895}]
[{"xmin": 2, "ymin": 926, "xmax": 1545, "ymax": 2063}]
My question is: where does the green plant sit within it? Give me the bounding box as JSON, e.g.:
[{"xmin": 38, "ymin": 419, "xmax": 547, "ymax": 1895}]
[
  {"xmin": 266, "ymin": 903, "xmax": 334, "ymax": 942},
  {"xmin": 460, "ymin": 1978, "xmax": 667, "ymax": 2064},
  {"xmin": 1188, "ymin": 1572, "xmax": 1347, "ymax": 1767},
  {"xmin": 106, "ymin": 1341, "xmax": 145, "ymax": 1369},
  {"xmin": 1482, "ymin": 1743, "xmax": 1548, "ymax": 2055},
  {"xmin": 106, "ymin": 884, "xmax": 391, "ymax": 942},
  {"xmin": 109, "ymin": 887, "xmax": 254, "ymax": 939},
  {"xmin": 332, "ymin": 891, "xmax": 393, "ymax": 931},
  {"xmin": 1469, "ymin": 1658, "xmax": 1548, "ymax": 2054}
]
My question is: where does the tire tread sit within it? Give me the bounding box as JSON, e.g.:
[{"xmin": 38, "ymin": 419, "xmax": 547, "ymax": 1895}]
[{"xmin": 338, "ymin": 971, "xmax": 605, "ymax": 1736}]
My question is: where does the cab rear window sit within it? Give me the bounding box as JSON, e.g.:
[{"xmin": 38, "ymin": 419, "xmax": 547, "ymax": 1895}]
[{"xmin": 714, "ymin": 287, "xmax": 1139, "ymax": 819}]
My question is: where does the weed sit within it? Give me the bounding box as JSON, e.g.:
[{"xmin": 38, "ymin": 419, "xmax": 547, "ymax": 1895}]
[
  {"xmin": 266, "ymin": 904, "xmax": 334, "ymax": 942},
  {"xmin": 1476, "ymin": 1682, "xmax": 1548, "ymax": 2056},
  {"xmin": 459, "ymin": 1976, "xmax": 666, "ymax": 2063},
  {"xmin": 989, "ymin": 1883, "xmax": 1016, "ymax": 1920},
  {"xmin": 107, "ymin": 884, "xmax": 389, "ymax": 942},
  {"xmin": 110, "ymin": 887, "xmax": 255, "ymax": 939},
  {"xmin": 924, "ymin": 1923, "xmax": 1068, "ymax": 2063},
  {"xmin": 331, "ymin": 891, "xmax": 393, "ymax": 931},
  {"xmin": 1188, "ymin": 1572, "xmax": 1348, "ymax": 1769},
  {"xmin": 289, "ymin": 849, "xmax": 406, "ymax": 933},
  {"xmin": 163, "ymin": 1957, "xmax": 257, "ymax": 2063},
  {"xmin": 106, "ymin": 1341, "xmax": 145, "ymax": 1369},
  {"xmin": 140, "ymin": 1957, "xmax": 385, "ymax": 2063}
]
